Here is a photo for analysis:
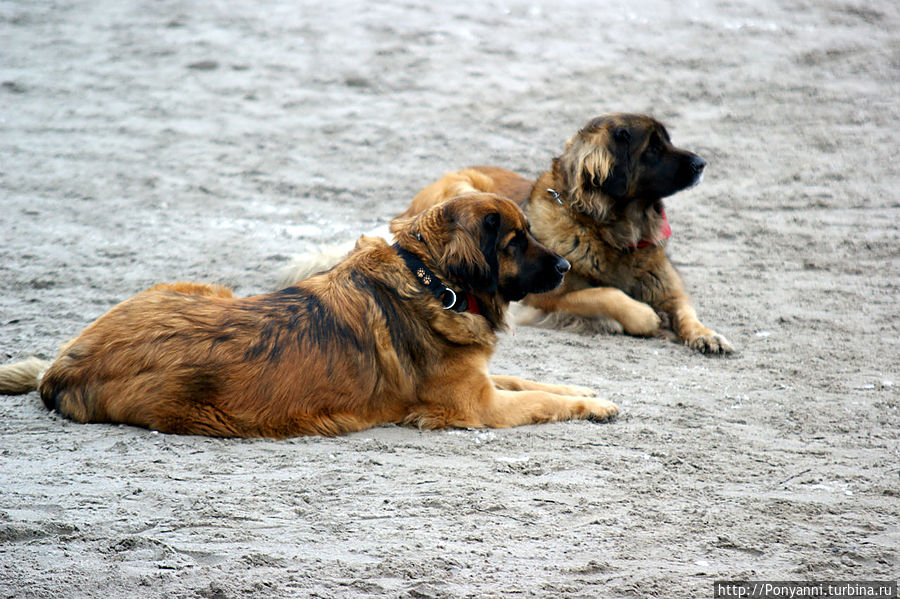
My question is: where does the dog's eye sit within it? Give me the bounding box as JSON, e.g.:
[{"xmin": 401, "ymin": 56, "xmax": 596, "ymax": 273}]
[
  {"xmin": 507, "ymin": 231, "xmax": 527, "ymax": 250},
  {"xmin": 641, "ymin": 144, "xmax": 661, "ymax": 163}
]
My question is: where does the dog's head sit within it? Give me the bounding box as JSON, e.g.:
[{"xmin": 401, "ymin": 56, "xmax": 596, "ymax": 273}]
[
  {"xmin": 391, "ymin": 193, "xmax": 569, "ymax": 307},
  {"xmin": 561, "ymin": 113, "xmax": 706, "ymax": 221}
]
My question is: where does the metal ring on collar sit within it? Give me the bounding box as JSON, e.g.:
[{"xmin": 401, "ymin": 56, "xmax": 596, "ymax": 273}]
[{"xmin": 440, "ymin": 288, "xmax": 457, "ymax": 310}]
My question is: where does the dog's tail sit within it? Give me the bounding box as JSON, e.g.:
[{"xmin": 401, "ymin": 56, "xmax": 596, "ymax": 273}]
[
  {"xmin": 275, "ymin": 224, "xmax": 393, "ymax": 289},
  {"xmin": 0, "ymin": 356, "xmax": 51, "ymax": 395}
]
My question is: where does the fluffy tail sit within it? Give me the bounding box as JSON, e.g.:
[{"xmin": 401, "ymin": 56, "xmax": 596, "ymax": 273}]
[
  {"xmin": 275, "ymin": 224, "xmax": 392, "ymax": 289},
  {"xmin": 0, "ymin": 357, "xmax": 51, "ymax": 395}
]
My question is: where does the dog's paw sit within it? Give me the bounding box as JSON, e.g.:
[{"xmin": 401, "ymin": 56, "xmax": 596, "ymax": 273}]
[
  {"xmin": 584, "ymin": 398, "xmax": 619, "ymax": 422},
  {"xmin": 687, "ymin": 330, "xmax": 734, "ymax": 355},
  {"xmin": 620, "ymin": 303, "xmax": 661, "ymax": 337}
]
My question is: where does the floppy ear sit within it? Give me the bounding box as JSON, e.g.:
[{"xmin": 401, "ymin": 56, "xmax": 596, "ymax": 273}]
[
  {"xmin": 389, "ymin": 215, "xmax": 415, "ymax": 238},
  {"xmin": 442, "ymin": 211, "xmax": 500, "ymax": 294},
  {"xmin": 478, "ymin": 211, "xmax": 501, "ymax": 291},
  {"xmin": 564, "ymin": 129, "xmax": 616, "ymax": 218},
  {"xmin": 599, "ymin": 127, "xmax": 632, "ymax": 198}
]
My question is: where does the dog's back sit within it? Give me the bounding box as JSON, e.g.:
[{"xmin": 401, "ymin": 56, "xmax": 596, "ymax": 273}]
[
  {"xmin": 402, "ymin": 167, "xmax": 533, "ymax": 217},
  {"xmin": 39, "ymin": 247, "xmax": 422, "ymax": 437}
]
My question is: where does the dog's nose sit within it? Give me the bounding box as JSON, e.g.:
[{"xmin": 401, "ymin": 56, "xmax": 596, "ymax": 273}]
[
  {"xmin": 690, "ymin": 156, "xmax": 706, "ymax": 174},
  {"xmin": 555, "ymin": 257, "xmax": 571, "ymax": 275}
]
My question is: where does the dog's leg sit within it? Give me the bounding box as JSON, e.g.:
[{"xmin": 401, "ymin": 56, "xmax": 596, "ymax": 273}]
[
  {"xmin": 666, "ymin": 296, "xmax": 733, "ymax": 354},
  {"xmin": 407, "ymin": 379, "xmax": 617, "ymax": 430},
  {"xmin": 530, "ymin": 287, "xmax": 661, "ymax": 336},
  {"xmin": 478, "ymin": 388, "xmax": 618, "ymax": 428},
  {"xmin": 490, "ymin": 374, "xmax": 595, "ymax": 398},
  {"xmin": 650, "ymin": 262, "xmax": 733, "ymax": 354}
]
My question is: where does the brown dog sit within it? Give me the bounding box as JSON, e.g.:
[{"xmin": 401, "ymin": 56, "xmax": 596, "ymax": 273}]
[
  {"xmin": 403, "ymin": 114, "xmax": 733, "ymax": 354},
  {"xmin": 0, "ymin": 194, "xmax": 618, "ymax": 437}
]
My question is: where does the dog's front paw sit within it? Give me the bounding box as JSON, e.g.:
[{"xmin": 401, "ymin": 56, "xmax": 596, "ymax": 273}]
[
  {"xmin": 619, "ymin": 303, "xmax": 661, "ymax": 337},
  {"xmin": 687, "ymin": 330, "xmax": 734, "ymax": 355},
  {"xmin": 584, "ymin": 398, "xmax": 619, "ymax": 422}
]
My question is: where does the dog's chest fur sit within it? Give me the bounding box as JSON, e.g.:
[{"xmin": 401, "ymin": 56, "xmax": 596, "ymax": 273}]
[{"xmin": 525, "ymin": 186, "xmax": 664, "ymax": 294}]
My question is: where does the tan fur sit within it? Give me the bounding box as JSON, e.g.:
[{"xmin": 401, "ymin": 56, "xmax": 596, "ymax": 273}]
[
  {"xmin": 560, "ymin": 129, "xmax": 616, "ymax": 221},
  {"xmin": 402, "ymin": 167, "xmax": 534, "ymax": 218},
  {"xmin": 0, "ymin": 357, "xmax": 51, "ymax": 395},
  {"xmin": 403, "ymin": 114, "xmax": 733, "ymax": 354},
  {"xmin": 4, "ymin": 194, "xmax": 617, "ymax": 437}
]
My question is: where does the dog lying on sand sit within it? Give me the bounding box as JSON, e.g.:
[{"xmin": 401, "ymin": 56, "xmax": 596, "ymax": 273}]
[{"xmin": 0, "ymin": 194, "xmax": 617, "ymax": 437}]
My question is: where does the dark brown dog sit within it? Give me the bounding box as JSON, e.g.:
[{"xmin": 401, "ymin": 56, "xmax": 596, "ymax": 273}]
[
  {"xmin": 0, "ymin": 194, "xmax": 617, "ymax": 437},
  {"xmin": 403, "ymin": 114, "xmax": 733, "ymax": 354}
]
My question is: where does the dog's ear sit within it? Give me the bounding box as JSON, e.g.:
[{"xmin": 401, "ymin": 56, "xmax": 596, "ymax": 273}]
[
  {"xmin": 442, "ymin": 209, "xmax": 500, "ymax": 295},
  {"xmin": 478, "ymin": 211, "xmax": 501, "ymax": 292},
  {"xmin": 389, "ymin": 215, "xmax": 415, "ymax": 238},
  {"xmin": 599, "ymin": 127, "xmax": 632, "ymax": 198},
  {"xmin": 564, "ymin": 129, "xmax": 615, "ymax": 217}
]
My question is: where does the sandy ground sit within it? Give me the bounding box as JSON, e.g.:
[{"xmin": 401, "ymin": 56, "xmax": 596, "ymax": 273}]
[{"xmin": 1, "ymin": 0, "xmax": 898, "ymax": 597}]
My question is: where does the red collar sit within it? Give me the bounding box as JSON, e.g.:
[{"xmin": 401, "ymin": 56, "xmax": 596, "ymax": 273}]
[
  {"xmin": 629, "ymin": 209, "xmax": 672, "ymax": 248},
  {"xmin": 464, "ymin": 292, "xmax": 481, "ymax": 315}
]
